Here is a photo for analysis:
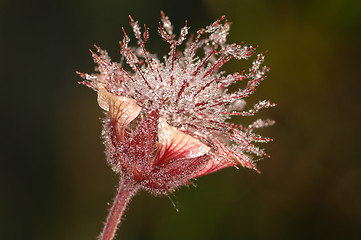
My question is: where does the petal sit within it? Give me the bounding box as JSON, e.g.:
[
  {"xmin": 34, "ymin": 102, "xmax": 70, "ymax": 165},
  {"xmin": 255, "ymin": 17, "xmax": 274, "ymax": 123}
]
[
  {"xmin": 191, "ymin": 157, "xmax": 233, "ymax": 178},
  {"xmin": 97, "ymin": 84, "xmax": 141, "ymax": 140},
  {"xmin": 155, "ymin": 117, "xmax": 211, "ymax": 165}
]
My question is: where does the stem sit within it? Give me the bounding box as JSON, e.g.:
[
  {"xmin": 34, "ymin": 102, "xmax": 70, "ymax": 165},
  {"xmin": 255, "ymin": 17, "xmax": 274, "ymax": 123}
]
[{"xmin": 98, "ymin": 177, "xmax": 139, "ymax": 240}]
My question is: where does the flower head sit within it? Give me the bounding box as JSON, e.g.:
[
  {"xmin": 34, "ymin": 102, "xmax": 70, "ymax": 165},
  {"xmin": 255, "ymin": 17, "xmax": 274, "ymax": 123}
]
[{"xmin": 79, "ymin": 12, "xmax": 274, "ymax": 194}]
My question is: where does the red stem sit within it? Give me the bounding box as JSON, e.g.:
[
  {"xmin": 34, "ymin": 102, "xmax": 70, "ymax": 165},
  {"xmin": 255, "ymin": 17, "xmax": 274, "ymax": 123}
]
[{"xmin": 98, "ymin": 178, "xmax": 139, "ymax": 240}]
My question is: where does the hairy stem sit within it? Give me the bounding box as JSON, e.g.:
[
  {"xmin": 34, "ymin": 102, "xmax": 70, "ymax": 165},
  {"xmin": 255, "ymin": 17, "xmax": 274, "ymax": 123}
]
[{"xmin": 98, "ymin": 177, "xmax": 139, "ymax": 240}]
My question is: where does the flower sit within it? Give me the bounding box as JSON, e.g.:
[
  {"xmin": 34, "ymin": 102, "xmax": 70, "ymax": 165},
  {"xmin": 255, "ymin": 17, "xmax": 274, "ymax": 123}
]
[
  {"xmin": 79, "ymin": 12, "xmax": 275, "ymax": 193},
  {"xmin": 79, "ymin": 12, "xmax": 274, "ymax": 240}
]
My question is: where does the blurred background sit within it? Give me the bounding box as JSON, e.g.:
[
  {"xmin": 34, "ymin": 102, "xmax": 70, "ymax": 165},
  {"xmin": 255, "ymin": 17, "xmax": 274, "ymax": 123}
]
[{"xmin": 1, "ymin": 0, "xmax": 361, "ymax": 239}]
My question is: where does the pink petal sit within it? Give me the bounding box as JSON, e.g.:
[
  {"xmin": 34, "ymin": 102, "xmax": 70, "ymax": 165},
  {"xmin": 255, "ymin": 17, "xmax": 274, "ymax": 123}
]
[
  {"xmin": 155, "ymin": 117, "xmax": 211, "ymax": 165},
  {"xmin": 191, "ymin": 157, "xmax": 233, "ymax": 178}
]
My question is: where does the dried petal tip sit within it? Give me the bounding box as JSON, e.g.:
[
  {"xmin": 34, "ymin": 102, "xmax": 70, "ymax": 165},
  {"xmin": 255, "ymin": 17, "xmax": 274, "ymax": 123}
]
[{"xmin": 97, "ymin": 84, "xmax": 141, "ymax": 140}]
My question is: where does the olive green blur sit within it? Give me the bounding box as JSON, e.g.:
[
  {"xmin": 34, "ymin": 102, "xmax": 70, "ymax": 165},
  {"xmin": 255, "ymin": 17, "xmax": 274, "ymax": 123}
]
[{"xmin": 1, "ymin": 0, "xmax": 360, "ymax": 239}]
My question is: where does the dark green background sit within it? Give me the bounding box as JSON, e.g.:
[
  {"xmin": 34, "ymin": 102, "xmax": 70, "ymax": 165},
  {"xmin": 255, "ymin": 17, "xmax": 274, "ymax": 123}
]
[{"xmin": 2, "ymin": 0, "xmax": 361, "ymax": 239}]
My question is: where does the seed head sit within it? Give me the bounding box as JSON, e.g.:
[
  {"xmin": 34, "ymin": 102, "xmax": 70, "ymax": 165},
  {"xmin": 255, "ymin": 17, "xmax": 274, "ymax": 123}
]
[{"xmin": 79, "ymin": 12, "xmax": 275, "ymax": 194}]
